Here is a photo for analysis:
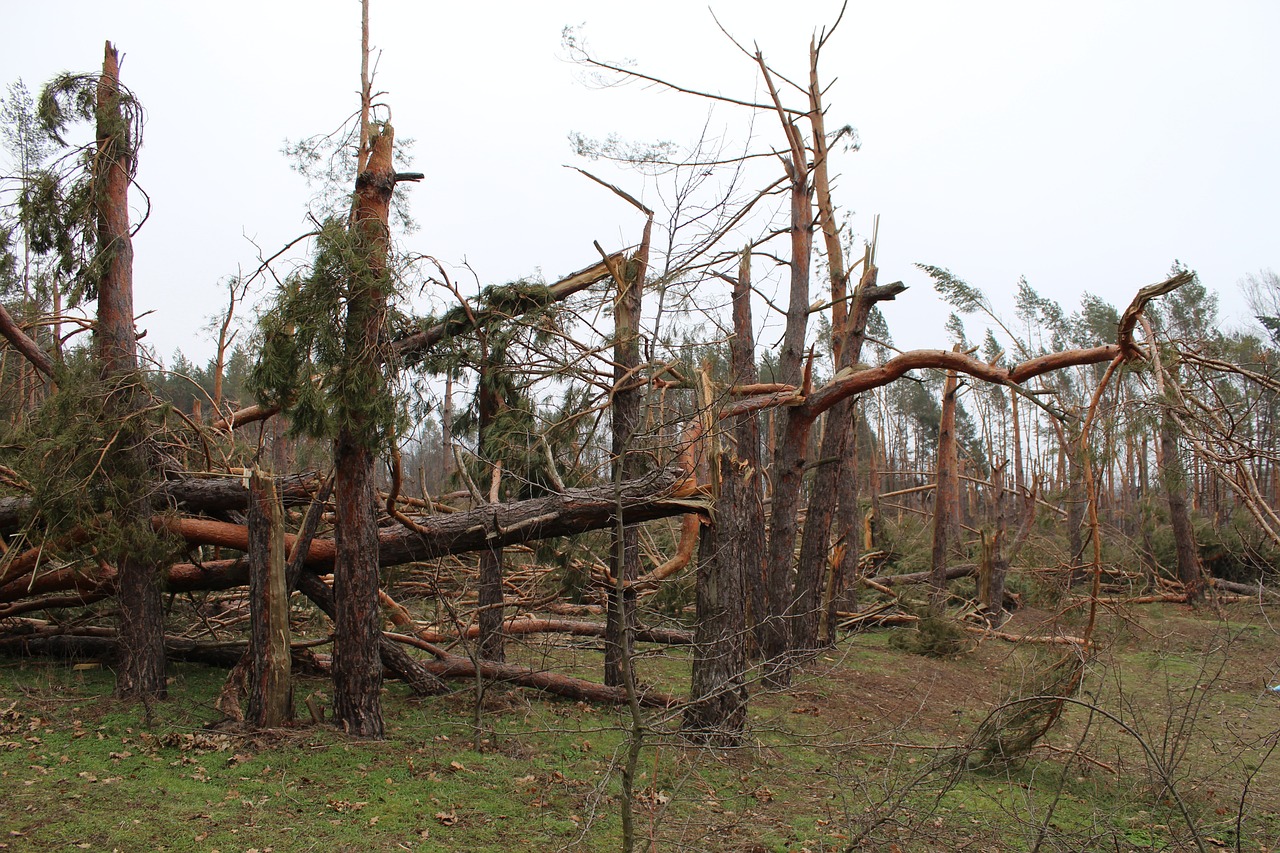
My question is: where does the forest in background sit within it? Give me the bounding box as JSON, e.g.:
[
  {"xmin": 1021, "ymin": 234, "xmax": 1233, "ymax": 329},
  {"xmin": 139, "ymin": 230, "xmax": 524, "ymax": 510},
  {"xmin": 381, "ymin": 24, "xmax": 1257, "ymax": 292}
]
[{"xmin": 1, "ymin": 5, "xmax": 1280, "ymax": 850}]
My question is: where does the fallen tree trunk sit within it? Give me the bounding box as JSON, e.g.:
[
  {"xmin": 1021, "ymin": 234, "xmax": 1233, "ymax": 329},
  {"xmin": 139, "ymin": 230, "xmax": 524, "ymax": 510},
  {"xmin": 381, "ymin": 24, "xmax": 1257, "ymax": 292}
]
[
  {"xmin": 0, "ymin": 467, "xmax": 704, "ymax": 608},
  {"xmin": 0, "ymin": 624, "xmax": 328, "ymax": 672},
  {"xmin": 386, "ymin": 632, "xmax": 679, "ymax": 708},
  {"xmin": 866, "ymin": 564, "xmax": 976, "ymax": 588},
  {"xmin": 155, "ymin": 466, "xmax": 704, "ymax": 568},
  {"xmin": 410, "ymin": 617, "xmax": 691, "ymax": 646},
  {"xmin": 0, "ymin": 472, "xmax": 321, "ymax": 535}
]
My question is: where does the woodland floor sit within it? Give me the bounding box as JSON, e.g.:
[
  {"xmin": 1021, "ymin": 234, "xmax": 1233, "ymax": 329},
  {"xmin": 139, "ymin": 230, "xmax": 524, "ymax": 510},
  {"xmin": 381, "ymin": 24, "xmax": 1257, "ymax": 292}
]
[{"xmin": 1, "ymin": 596, "xmax": 1279, "ymax": 852}]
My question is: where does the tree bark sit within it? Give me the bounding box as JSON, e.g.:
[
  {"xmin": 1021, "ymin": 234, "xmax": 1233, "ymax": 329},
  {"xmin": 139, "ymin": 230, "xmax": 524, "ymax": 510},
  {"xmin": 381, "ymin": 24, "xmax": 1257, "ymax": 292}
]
[
  {"xmin": 0, "ymin": 472, "xmax": 321, "ymax": 536},
  {"xmin": 605, "ymin": 235, "xmax": 647, "ymax": 687},
  {"xmin": 94, "ymin": 42, "xmax": 166, "ymax": 703},
  {"xmin": 683, "ymin": 453, "xmax": 749, "ymax": 744},
  {"xmin": 247, "ymin": 470, "xmax": 292, "ymax": 728},
  {"xmin": 929, "ymin": 360, "xmax": 961, "ymax": 611},
  {"xmin": 476, "ymin": 359, "xmax": 506, "ymax": 663},
  {"xmin": 979, "ymin": 460, "xmax": 1010, "ymax": 619},
  {"xmin": 331, "ymin": 122, "xmax": 396, "ymax": 738}
]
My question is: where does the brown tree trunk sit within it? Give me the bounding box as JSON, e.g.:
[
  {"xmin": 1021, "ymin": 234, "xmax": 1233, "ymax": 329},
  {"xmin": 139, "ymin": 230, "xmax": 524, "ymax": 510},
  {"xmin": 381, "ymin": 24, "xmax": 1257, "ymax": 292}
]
[
  {"xmin": 476, "ymin": 359, "xmax": 506, "ymax": 663},
  {"xmin": 929, "ymin": 361, "xmax": 961, "ymax": 611},
  {"xmin": 979, "ymin": 460, "xmax": 1010, "ymax": 620},
  {"xmin": 683, "ymin": 453, "xmax": 749, "ymax": 744},
  {"xmin": 793, "ymin": 258, "xmax": 902, "ymax": 653},
  {"xmin": 605, "ymin": 236, "xmax": 647, "ymax": 687},
  {"xmin": 685, "ymin": 250, "xmax": 759, "ymax": 741},
  {"xmin": 96, "ymin": 42, "xmax": 166, "ymax": 703},
  {"xmin": 247, "ymin": 470, "xmax": 292, "ymax": 727},
  {"xmin": 331, "ymin": 122, "xmax": 396, "ymax": 738}
]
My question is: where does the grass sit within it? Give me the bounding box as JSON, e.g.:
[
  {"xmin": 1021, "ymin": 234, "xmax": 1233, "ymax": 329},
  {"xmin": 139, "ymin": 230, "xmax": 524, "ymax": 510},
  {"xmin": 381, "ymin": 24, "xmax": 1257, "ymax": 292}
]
[{"xmin": 3, "ymin": 599, "xmax": 1280, "ymax": 851}]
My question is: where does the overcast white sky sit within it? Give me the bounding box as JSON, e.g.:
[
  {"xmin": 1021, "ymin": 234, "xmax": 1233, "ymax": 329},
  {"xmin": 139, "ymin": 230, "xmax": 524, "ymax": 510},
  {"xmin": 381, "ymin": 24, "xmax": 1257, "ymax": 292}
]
[{"xmin": 2, "ymin": 1, "xmax": 1278, "ymax": 364}]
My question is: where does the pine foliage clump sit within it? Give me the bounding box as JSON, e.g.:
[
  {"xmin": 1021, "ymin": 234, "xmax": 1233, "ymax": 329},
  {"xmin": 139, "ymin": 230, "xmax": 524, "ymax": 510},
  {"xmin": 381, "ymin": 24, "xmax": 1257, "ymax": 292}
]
[
  {"xmin": 3, "ymin": 355, "xmax": 178, "ymax": 568},
  {"xmin": 250, "ymin": 218, "xmax": 402, "ymax": 450}
]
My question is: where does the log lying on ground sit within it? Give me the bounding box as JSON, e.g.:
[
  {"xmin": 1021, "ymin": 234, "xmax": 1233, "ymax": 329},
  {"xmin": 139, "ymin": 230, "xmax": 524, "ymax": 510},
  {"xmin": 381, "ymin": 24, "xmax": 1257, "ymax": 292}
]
[
  {"xmin": 865, "ymin": 564, "xmax": 976, "ymax": 588},
  {"xmin": 0, "ymin": 621, "xmax": 328, "ymax": 672},
  {"xmin": 411, "ymin": 617, "xmax": 691, "ymax": 646},
  {"xmin": 386, "ymin": 632, "xmax": 679, "ymax": 708},
  {"xmin": 0, "ymin": 473, "xmax": 321, "ymax": 535}
]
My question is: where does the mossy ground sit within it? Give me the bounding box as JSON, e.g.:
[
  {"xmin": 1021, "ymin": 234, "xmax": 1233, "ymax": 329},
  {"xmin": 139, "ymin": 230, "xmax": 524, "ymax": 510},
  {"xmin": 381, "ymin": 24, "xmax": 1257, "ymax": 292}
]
[{"xmin": 2, "ymin": 598, "xmax": 1279, "ymax": 851}]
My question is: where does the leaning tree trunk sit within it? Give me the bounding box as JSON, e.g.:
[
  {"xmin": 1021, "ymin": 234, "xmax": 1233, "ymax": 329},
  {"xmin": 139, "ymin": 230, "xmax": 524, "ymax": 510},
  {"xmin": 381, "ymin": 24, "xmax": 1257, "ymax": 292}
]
[
  {"xmin": 95, "ymin": 42, "xmax": 166, "ymax": 703},
  {"xmin": 605, "ymin": 240, "xmax": 647, "ymax": 687},
  {"xmin": 929, "ymin": 360, "xmax": 961, "ymax": 612},
  {"xmin": 793, "ymin": 259, "xmax": 903, "ymax": 652},
  {"xmin": 331, "ymin": 122, "xmax": 396, "ymax": 738}
]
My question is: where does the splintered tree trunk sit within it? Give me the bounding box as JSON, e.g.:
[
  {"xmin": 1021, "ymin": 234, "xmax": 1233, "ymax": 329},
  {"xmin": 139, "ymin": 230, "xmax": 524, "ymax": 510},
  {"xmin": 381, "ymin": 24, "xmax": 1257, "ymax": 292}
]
[
  {"xmin": 247, "ymin": 469, "xmax": 292, "ymax": 727},
  {"xmin": 793, "ymin": 257, "xmax": 896, "ymax": 653},
  {"xmin": 332, "ymin": 122, "xmax": 396, "ymax": 738},
  {"xmin": 686, "ymin": 249, "xmax": 759, "ymax": 741},
  {"xmin": 605, "ymin": 240, "xmax": 647, "ymax": 687},
  {"xmin": 826, "ymin": 403, "xmax": 863, "ymax": 639},
  {"xmin": 929, "ymin": 362, "xmax": 961, "ymax": 611},
  {"xmin": 96, "ymin": 42, "xmax": 165, "ymax": 702},
  {"xmin": 980, "ymin": 460, "xmax": 1010, "ymax": 619},
  {"xmin": 1161, "ymin": 416, "xmax": 1204, "ymax": 602},
  {"xmin": 760, "ymin": 150, "xmax": 815, "ymax": 682}
]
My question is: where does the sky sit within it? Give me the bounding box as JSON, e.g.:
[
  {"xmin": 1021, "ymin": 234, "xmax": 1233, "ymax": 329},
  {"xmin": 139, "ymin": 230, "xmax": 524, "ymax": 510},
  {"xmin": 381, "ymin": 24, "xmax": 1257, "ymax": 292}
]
[{"xmin": 2, "ymin": 0, "xmax": 1278, "ymax": 366}]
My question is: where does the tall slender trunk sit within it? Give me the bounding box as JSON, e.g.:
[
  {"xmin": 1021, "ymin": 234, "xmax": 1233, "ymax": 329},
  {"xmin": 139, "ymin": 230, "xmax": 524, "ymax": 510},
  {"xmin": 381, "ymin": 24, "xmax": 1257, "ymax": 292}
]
[
  {"xmin": 476, "ymin": 359, "xmax": 505, "ymax": 663},
  {"xmin": 96, "ymin": 42, "xmax": 166, "ymax": 702},
  {"xmin": 605, "ymin": 238, "xmax": 647, "ymax": 687},
  {"xmin": 686, "ymin": 249, "xmax": 760, "ymax": 741},
  {"xmin": 929, "ymin": 361, "xmax": 960, "ymax": 611},
  {"xmin": 793, "ymin": 255, "xmax": 891, "ymax": 653},
  {"xmin": 331, "ymin": 122, "xmax": 396, "ymax": 738},
  {"xmin": 979, "ymin": 460, "xmax": 1009, "ymax": 619},
  {"xmin": 759, "ymin": 138, "xmax": 815, "ymax": 683}
]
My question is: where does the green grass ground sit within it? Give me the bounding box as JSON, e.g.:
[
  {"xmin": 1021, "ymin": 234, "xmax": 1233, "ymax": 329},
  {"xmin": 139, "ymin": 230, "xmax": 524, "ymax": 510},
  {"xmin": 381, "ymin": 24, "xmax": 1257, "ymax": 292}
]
[{"xmin": 2, "ymin": 600, "xmax": 1280, "ymax": 852}]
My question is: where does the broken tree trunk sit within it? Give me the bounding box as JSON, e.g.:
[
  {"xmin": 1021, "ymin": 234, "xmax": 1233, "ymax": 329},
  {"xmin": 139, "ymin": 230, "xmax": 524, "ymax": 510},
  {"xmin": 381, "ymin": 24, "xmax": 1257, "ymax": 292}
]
[
  {"xmin": 979, "ymin": 460, "xmax": 1011, "ymax": 619},
  {"xmin": 331, "ymin": 121, "xmax": 397, "ymax": 739},
  {"xmin": 604, "ymin": 229, "xmax": 648, "ymax": 688},
  {"xmin": 94, "ymin": 42, "xmax": 166, "ymax": 703},
  {"xmin": 246, "ymin": 469, "xmax": 292, "ymax": 728},
  {"xmin": 476, "ymin": 356, "xmax": 507, "ymax": 663},
  {"xmin": 793, "ymin": 256, "xmax": 905, "ymax": 653},
  {"xmin": 685, "ymin": 250, "xmax": 759, "ymax": 743},
  {"xmin": 929, "ymin": 357, "xmax": 961, "ymax": 611},
  {"xmin": 1161, "ymin": 414, "xmax": 1205, "ymax": 602}
]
